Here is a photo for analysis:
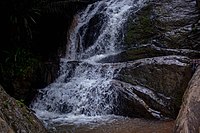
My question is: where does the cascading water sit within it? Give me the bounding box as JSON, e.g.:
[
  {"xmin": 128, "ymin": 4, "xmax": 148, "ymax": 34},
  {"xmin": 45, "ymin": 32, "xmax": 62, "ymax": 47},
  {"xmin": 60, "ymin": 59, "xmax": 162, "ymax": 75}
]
[{"xmin": 31, "ymin": 0, "xmax": 146, "ymax": 125}]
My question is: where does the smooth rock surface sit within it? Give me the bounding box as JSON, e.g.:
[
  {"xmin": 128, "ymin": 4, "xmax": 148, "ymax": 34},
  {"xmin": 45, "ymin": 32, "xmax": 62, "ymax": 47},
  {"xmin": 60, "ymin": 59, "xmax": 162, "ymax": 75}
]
[{"xmin": 174, "ymin": 66, "xmax": 200, "ymax": 133}]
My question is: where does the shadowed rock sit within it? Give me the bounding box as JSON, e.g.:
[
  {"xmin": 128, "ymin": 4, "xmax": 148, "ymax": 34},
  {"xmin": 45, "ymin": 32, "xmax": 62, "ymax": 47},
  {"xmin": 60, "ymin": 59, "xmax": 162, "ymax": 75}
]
[
  {"xmin": 125, "ymin": 0, "xmax": 200, "ymax": 50},
  {"xmin": 174, "ymin": 66, "xmax": 200, "ymax": 133},
  {"xmin": 112, "ymin": 56, "xmax": 192, "ymax": 119},
  {"xmin": 98, "ymin": 44, "xmax": 200, "ymax": 63}
]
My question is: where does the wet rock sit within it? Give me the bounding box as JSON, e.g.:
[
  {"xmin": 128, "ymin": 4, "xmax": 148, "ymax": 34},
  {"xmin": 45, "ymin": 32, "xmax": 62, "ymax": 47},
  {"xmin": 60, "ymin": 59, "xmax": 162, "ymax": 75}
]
[
  {"xmin": 152, "ymin": 0, "xmax": 199, "ymax": 49},
  {"xmin": 98, "ymin": 44, "xmax": 200, "ymax": 63},
  {"xmin": 125, "ymin": 0, "xmax": 200, "ymax": 50},
  {"xmin": 174, "ymin": 66, "xmax": 200, "ymax": 133},
  {"xmin": 81, "ymin": 13, "xmax": 107, "ymax": 51},
  {"xmin": 124, "ymin": 4, "xmax": 156, "ymax": 45},
  {"xmin": 113, "ymin": 56, "xmax": 193, "ymax": 118},
  {"xmin": 59, "ymin": 60, "xmax": 81, "ymax": 82},
  {"xmin": 0, "ymin": 85, "xmax": 47, "ymax": 133},
  {"xmin": 111, "ymin": 80, "xmax": 168, "ymax": 119},
  {"xmin": 111, "ymin": 0, "xmax": 200, "ymax": 120}
]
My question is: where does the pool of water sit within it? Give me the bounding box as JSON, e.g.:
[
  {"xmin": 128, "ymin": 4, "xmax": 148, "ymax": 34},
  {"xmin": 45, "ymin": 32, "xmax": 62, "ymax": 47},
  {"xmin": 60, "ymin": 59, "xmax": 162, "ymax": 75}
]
[{"xmin": 48, "ymin": 116, "xmax": 174, "ymax": 133}]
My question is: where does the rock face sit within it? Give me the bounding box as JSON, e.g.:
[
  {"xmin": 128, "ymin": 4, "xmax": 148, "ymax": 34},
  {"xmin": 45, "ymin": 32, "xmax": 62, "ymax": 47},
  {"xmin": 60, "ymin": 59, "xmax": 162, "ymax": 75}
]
[
  {"xmin": 0, "ymin": 85, "xmax": 47, "ymax": 133},
  {"xmin": 95, "ymin": 0, "xmax": 200, "ymax": 120},
  {"xmin": 125, "ymin": 0, "xmax": 200, "ymax": 50},
  {"xmin": 101, "ymin": 0, "xmax": 200, "ymax": 126},
  {"xmin": 174, "ymin": 66, "xmax": 200, "ymax": 133},
  {"xmin": 197, "ymin": 0, "xmax": 200, "ymax": 9},
  {"xmin": 112, "ymin": 56, "xmax": 192, "ymax": 119},
  {"xmin": 152, "ymin": 0, "xmax": 199, "ymax": 49},
  {"xmin": 98, "ymin": 44, "xmax": 200, "ymax": 63},
  {"xmin": 113, "ymin": 0, "xmax": 200, "ymax": 119}
]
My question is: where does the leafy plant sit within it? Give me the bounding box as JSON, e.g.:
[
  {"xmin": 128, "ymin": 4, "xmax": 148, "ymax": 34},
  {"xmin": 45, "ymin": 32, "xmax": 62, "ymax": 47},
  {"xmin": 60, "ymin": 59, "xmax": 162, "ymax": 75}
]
[{"xmin": 6, "ymin": 0, "xmax": 41, "ymax": 43}]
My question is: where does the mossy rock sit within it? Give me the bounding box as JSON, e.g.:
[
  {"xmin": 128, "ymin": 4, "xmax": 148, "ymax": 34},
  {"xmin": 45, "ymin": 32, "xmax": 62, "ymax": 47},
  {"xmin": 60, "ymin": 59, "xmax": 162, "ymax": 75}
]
[
  {"xmin": 0, "ymin": 85, "xmax": 47, "ymax": 133},
  {"xmin": 124, "ymin": 4, "xmax": 157, "ymax": 46}
]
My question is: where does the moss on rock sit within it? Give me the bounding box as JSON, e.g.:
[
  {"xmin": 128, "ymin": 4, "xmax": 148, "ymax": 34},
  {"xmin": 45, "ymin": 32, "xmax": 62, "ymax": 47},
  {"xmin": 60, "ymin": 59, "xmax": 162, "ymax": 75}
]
[
  {"xmin": 0, "ymin": 85, "xmax": 47, "ymax": 133},
  {"xmin": 124, "ymin": 4, "xmax": 156, "ymax": 45}
]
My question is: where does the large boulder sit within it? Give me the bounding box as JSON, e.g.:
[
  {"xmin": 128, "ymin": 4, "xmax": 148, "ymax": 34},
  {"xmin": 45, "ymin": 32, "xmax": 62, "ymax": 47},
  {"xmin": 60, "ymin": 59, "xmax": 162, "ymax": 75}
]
[
  {"xmin": 174, "ymin": 66, "xmax": 200, "ymax": 133},
  {"xmin": 0, "ymin": 85, "xmax": 47, "ymax": 133},
  {"xmin": 112, "ymin": 56, "xmax": 192, "ymax": 119},
  {"xmin": 108, "ymin": 0, "xmax": 199, "ymax": 119},
  {"xmin": 124, "ymin": 0, "xmax": 200, "ymax": 50}
]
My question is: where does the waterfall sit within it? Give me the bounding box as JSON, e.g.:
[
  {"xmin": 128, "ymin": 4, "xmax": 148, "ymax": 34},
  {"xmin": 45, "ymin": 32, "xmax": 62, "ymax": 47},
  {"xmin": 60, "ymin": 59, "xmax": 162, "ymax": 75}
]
[{"xmin": 31, "ymin": 0, "xmax": 146, "ymax": 125}]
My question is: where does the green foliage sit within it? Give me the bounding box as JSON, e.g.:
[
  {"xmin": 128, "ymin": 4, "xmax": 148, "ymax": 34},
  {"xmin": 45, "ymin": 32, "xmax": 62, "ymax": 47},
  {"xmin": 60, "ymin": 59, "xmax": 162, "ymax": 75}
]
[
  {"xmin": 2, "ymin": 0, "xmax": 82, "ymax": 44},
  {"xmin": 2, "ymin": 0, "xmax": 42, "ymax": 43},
  {"xmin": 16, "ymin": 99, "xmax": 25, "ymax": 108}
]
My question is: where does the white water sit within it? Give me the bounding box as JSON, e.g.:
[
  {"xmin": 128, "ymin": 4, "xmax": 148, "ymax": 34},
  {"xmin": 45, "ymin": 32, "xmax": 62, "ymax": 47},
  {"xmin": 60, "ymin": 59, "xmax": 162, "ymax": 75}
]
[
  {"xmin": 66, "ymin": 0, "xmax": 146, "ymax": 60},
  {"xmin": 31, "ymin": 0, "xmax": 146, "ymax": 125}
]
